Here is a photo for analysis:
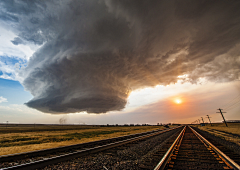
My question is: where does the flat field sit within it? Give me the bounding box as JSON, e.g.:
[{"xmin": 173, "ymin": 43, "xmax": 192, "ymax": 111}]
[
  {"xmin": 0, "ymin": 124, "xmax": 172, "ymax": 156},
  {"xmin": 193, "ymin": 123, "xmax": 240, "ymax": 146}
]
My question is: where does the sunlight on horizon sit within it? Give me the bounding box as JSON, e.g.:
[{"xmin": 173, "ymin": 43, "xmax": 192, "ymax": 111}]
[
  {"xmin": 126, "ymin": 80, "xmax": 193, "ymax": 111},
  {"xmin": 175, "ymin": 99, "xmax": 182, "ymax": 104}
]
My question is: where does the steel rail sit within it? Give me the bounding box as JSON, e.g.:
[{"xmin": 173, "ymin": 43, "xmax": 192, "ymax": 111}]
[
  {"xmin": 154, "ymin": 126, "xmax": 240, "ymax": 170},
  {"xmin": 154, "ymin": 126, "xmax": 186, "ymax": 170},
  {"xmin": 2, "ymin": 126, "xmax": 183, "ymax": 170},
  {"xmin": 0, "ymin": 126, "xmax": 180, "ymax": 163},
  {"xmin": 189, "ymin": 126, "xmax": 240, "ymax": 170}
]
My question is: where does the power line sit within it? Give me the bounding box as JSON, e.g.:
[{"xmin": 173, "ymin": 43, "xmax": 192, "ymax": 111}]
[
  {"xmin": 222, "ymin": 93, "xmax": 240, "ymax": 108},
  {"xmin": 225, "ymin": 99, "xmax": 240, "ymax": 110},
  {"xmin": 223, "ymin": 94, "xmax": 240, "ymax": 110},
  {"xmin": 225, "ymin": 100, "xmax": 240, "ymax": 111},
  {"xmin": 225, "ymin": 103, "xmax": 240, "ymax": 111}
]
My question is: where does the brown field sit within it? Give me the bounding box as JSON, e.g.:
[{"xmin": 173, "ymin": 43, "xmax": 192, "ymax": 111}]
[
  {"xmin": 192, "ymin": 123, "xmax": 240, "ymax": 146},
  {"xmin": 0, "ymin": 124, "xmax": 176, "ymax": 156}
]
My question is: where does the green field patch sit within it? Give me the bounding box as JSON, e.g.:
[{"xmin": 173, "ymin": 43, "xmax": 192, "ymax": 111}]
[
  {"xmin": 63, "ymin": 130, "xmax": 126, "ymax": 140},
  {"xmin": 41, "ymin": 137, "xmax": 67, "ymax": 143},
  {"xmin": 0, "ymin": 140, "xmax": 41, "ymax": 147},
  {"xmin": 0, "ymin": 137, "xmax": 39, "ymax": 144}
]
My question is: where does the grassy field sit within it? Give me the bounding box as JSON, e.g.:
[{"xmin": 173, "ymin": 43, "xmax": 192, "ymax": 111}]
[
  {"xmin": 192, "ymin": 123, "xmax": 240, "ymax": 147},
  {"xmin": 0, "ymin": 124, "xmax": 175, "ymax": 156}
]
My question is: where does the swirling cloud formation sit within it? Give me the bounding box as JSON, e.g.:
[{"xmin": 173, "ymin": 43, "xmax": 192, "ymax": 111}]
[{"xmin": 1, "ymin": 0, "xmax": 240, "ymax": 113}]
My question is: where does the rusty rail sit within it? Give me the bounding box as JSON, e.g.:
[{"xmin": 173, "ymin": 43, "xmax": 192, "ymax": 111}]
[
  {"xmin": 154, "ymin": 126, "xmax": 186, "ymax": 170},
  {"xmin": 189, "ymin": 126, "xmax": 240, "ymax": 170}
]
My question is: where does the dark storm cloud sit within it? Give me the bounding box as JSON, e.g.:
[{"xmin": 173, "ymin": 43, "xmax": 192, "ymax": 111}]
[
  {"xmin": 11, "ymin": 37, "xmax": 24, "ymax": 45},
  {"xmin": 1, "ymin": 0, "xmax": 240, "ymax": 113}
]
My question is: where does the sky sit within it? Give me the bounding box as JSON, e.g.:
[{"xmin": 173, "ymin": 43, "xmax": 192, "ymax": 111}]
[{"xmin": 0, "ymin": 0, "xmax": 239, "ymax": 125}]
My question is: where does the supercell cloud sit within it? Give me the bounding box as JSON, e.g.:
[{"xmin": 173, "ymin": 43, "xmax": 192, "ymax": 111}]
[{"xmin": 1, "ymin": 0, "xmax": 240, "ymax": 113}]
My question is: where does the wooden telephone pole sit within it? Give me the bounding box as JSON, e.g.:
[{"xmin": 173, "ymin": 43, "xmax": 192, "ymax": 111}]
[
  {"xmin": 217, "ymin": 108, "xmax": 228, "ymax": 127},
  {"xmin": 206, "ymin": 115, "xmax": 212, "ymax": 126}
]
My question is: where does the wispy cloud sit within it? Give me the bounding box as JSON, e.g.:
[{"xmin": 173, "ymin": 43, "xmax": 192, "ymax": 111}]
[
  {"xmin": 0, "ymin": 96, "xmax": 7, "ymax": 103},
  {"xmin": 0, "ymin": 26, "xmax": 40, "ymax": 81}
]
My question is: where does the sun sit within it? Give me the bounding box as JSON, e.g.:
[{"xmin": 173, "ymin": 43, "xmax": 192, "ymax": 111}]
[{"xmin": 175, "ymin": 99, "xmax": 182, "ymax": 104}]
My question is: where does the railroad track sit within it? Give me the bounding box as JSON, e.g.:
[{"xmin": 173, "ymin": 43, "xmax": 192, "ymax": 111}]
[
  {"xmin": 154, "ymin": 126, "xmax": 240, "ymax": 170},
  {"xmin": 193, "ymin": 127, "xmax": 240, "ymax": 166},
  {"xmin": 0, "ymin": 126, "xmax": 182, "ymax": 170}
]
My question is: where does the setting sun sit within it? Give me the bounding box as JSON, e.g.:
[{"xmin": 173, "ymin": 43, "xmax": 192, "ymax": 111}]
[{"xmin": 175, "ymin": 99, "xmax": 182, "ymax": 104}]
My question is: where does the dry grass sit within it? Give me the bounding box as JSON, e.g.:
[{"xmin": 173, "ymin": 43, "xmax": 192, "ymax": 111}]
[
  {"xmin": 0, "ymin": 125, "xmax": 173, "ymax": 156},
  {"xmin": 193, "ymin": 123, "xmax": 240, "ymax": 147}
]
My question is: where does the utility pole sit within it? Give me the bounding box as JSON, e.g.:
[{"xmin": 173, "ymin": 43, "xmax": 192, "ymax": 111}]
[
  {"xmin": 217, "ymin": 108, "xmax": 228, "ymax": 127},
  {"xmin": 206, "ymin": 115, "xmax": 212, "ymax": 126},
  {"xmin": 201, "ymin": 117, "xmax": 205, "ymax": 126},
  {"xmin": 198, "ymin": 119, "xmax": 201, "ymax": 124}
]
